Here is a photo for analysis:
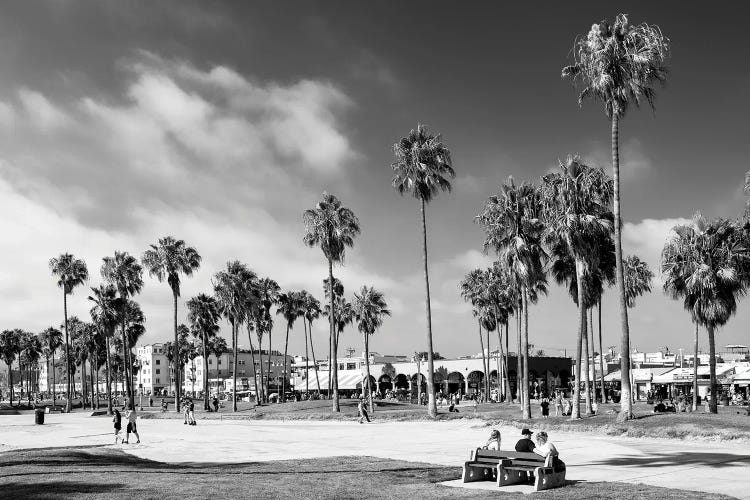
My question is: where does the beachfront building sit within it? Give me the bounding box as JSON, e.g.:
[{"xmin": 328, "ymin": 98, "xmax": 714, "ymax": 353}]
[
  {"xmin": 135, "ymin": 343, "xmax": 170, "ymax": 396},
  {"xmin": 183, "ymin": 348, "xmax": 293, "ymax": 398},
  {"xmin": 291, "ymin": 351, "xmax": 572, "ymax": 399}
]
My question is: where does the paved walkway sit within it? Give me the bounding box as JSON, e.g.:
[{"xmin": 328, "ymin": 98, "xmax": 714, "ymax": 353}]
[{"xmin": 1, "ymin": 414, "xmax": 748, "ymax": 498}]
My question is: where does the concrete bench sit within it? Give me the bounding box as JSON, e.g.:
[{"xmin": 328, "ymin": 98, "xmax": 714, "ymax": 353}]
[{"xmin": 462, "ymin": 448, "xmax": 566, "ymax": 492}]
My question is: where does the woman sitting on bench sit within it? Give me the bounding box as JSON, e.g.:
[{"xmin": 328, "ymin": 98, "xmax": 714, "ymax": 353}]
[
  {"xmin": 482, "ymin": 429, "xmax": 501, "ymax": 450},
  {"xmin": 533, "ymin": 432, "xmax": 558, "ymax": 459}
]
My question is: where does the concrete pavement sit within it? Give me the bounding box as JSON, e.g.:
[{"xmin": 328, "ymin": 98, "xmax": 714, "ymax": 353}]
[{"xmin": 0, "ymin": 414, "xmax": 748, "ymax": 498}]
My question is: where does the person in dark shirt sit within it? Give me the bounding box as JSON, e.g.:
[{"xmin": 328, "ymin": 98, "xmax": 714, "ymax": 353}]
[{"xmin": 514, "ymin": 428, "xmax": 536, "ymax": 452}]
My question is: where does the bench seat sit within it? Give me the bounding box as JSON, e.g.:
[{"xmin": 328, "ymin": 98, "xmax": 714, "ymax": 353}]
[{"xmin": 462, "ymin": 448, "xmax": 566, "ymax": 492}]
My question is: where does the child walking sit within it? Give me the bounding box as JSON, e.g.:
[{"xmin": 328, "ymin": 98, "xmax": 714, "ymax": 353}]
[{"xmin": 113, "ymin": 409, "xmax": 122, "ymax": 444}]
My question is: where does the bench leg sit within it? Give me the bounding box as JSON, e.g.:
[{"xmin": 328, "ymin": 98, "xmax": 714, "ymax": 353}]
[
  {"xmin": 462, "ymin": 464, "xmax": 495, "ymax": 483},
  {"xmin": 534, "ymin": 466, "xmax": 566, "ymax": 491},
  {"xmin": 497, "ymin": 465, "xmax": 529, "ymax": 487}
]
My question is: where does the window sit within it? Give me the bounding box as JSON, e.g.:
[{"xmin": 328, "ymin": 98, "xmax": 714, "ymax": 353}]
[
  {"xmin": 339, "ymin": 363, "xmax": 345, "ymax": 370},
  {"xmin": 346, "ymin": 363, "xmax": 356, "ymax": 370},
  {"xmin": 155, "ymin": 378, "xmax": 160, "ymax": 383},
  {"xmin": 218, "ymin": 359, "xmax": 222, "ymax": 365},
  {"xmin": 156, "ymin": 360, "xmax": 161, "ymax": 365},
  {"xmin": 239, "ymin": 360, "xmax": 245, "ymax": 365},
  {"xmin": 209, "ymin": 359, "xmax": 213, "ymax": 365},
  {"xmin": 156, "ymin": 369, "xmax": 160, "ymax": 375}
]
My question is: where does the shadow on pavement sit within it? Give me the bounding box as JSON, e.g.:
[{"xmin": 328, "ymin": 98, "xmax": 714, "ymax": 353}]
[
  {"xmin": 3, "ymin": 481, "xmax": 124, "ymax": 499},
  {"xmin": 588, "ymin": 451, "xmax": 750, "ymax": 469}
]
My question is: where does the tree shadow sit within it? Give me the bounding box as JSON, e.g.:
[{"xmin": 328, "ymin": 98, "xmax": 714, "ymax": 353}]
[
  {"xmin": 3, "ymin": 481, "xmax": 124, "ymax": 499},
  {"xmin": 588, "ymin": 451, "xmax": 750, "ymax": 469}
]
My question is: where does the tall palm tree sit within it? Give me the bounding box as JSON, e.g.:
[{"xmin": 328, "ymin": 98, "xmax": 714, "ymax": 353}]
[
  {"xmin": 323, "ymin": 294, "xmax": 354, "ymax": 394},
  {"xmin": 352, "ymin": 285, "xmax": 391, "ymax": 412},
  {"xmin": 71, "ymin": 322, "xmax": 91, "ymax": 408},
  {"xmin": 661, "ymin": 216, "xmax": 745, "ymax": 413},
  {"xmin": 622, "ymin": 254, "xmax": 654, "ymax": 403},
  {"xmin": 89, "ymin": 284, "xmax": 123, "ymax": 415},
  {"xmin": 83, "ymin": 323, "xmax": 104, "ymax": 409},
  {"xmin": 540, "ymin": 156, "xmax": 613, "ymax": 417},
  {"xmin": 39, "ymin": 327, "xmax": 63, "ymax": 406},
  {"xmin": 0, "ymin": 329, "xmax": 21, "ymax": 406},
  {"xmin": 322, "ymin": 276, "xmax": 344, "ymax": 396},
  {"xmin": 142, "ymin": 236, "xmax": 201, "ymax": 412},
  {"xmin": 252, "ymin": 277, "xmax": 279, "ymax": 404},
  {"xmin": 391, "ymin": 124, "xmax": 455, "ymax": 418},
  {"xmin": 187, "ymin": 290, "xmax": 221, "ymax": 405},
  {"xmin": 301, "ymin": 291, "xmax": 323, "ymax": 395},
  {"xmin": 204, "ymin": 335, "xmax": 228, "ymax": 397},
  {"xmin": 460, "ymin": 269, "xmax": 490, "ymax": 400},
  {"xmin": 477, "ymin": 178, "xmax": 547, "ymax": 419},
  {"xmin": 487, "ymin": 262, "xmax": 516, "ymax": 402},
  {"xmin": 101, "ymin": 251, "xmax": 144, "ymax": 408},
  {"xmin": 303, "ymin": 193, "xmax": 360, "ymax": 412},
  {"xmin": 563, "ymin": 14, "xmax": 669, "ymax": 421},
  {"xmin": 213, "ymin": 261, "xmax": 256, "ymax": 411},
  {"xmin": 49, "ymin": 253, "xmax": 89, "ymax": 412},
  {"xmin": 276, "ymin": 291, "xmax": 304, "ymax": 403}
]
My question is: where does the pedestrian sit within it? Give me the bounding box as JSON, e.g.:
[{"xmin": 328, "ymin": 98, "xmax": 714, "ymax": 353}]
[
  {"xmin": 357, "ymin": 398, "xmax": 370, "ymax": 423},
  {"xmin": 188, "ymin": 399, "xmax": 196, "ymax": 425},
  {"xmin": 213, "ymin": 396, "xmax": 219, "ymax": 413},
  {"xmin": 112, "ymin": 409, "xmax": 122, "ymax": 444},
  {"xmin": 149, "ymin": 397, "xmax": 153, "ymax": 408},
  {"xmin": 123, "ymin": 407, "xmax": 140, "ymax": 444},
  {"xmin": 554, "ymin": 391, "xmax": 563, "ymax": 417},
  {"xmin": 183, "ymin": 398, "xmax": 190, "ymax": 425},
  {"xmin": 540, "ymin": 396, "xmax": 550, "ymax": 418}
]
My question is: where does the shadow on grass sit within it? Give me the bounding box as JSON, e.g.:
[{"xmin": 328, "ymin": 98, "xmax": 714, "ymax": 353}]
[
  {"xmin": 3, "ymin": 481, "xmax": 124, "ymax": 499},
  {"xmin": 588, "ymin": 451, "xmax": 750, "ymax": 469}
]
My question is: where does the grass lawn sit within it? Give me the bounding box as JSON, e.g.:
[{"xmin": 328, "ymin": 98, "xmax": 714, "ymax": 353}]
[{"xmin": 0, "ymin": 446, "xmax": 733, "ymax": 500}]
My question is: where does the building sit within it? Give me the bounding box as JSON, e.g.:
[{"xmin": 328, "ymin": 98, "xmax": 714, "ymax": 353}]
[
  {"xmin": 292, "ymin": 351, "xmax": 572, "ymax": 399},
  {"xmin": 183, "ymin": 348, "xmax": 293, "ymax": 398},
  {"xmin": 135, "ymin": 343, "xmax": 170, "ymax": 396}
]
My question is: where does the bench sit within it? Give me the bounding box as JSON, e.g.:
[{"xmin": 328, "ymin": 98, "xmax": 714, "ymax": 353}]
[{"xmin": 462, "ymin": 448, "xmax": 566, "ymax": 491}]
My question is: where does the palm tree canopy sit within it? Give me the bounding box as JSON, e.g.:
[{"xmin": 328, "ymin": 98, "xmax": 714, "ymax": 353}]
[
  {"xmin": 352, "ymin": 286, "xmax": 391, "ymax": 336},
  {"xmin": 562, "ymin": 13, "xmax": 670, "ymax": 119},
  {"xmin": 213, "ymin": 261, "xmax": 257, "ymax": 326},
  {"xmin": 662, "ymin": 214, "xmax": 747, "ymax": 328},
  {"xmin": 276, "ymin": 291, "xmax": 305, "ymax": 329},
  {"xmin": 300, "ymin": 290, "xmax": 322, "ymax": 323},
  {"xmin": 623, "ymin": 254, "xmax": 654, "ymax": 308},
  {"xmin": 39, "ymin": 327, "xmax": 63, "ymax": 358},
  {"xmin": 0, "ymin": 329, "xmax": 22, "ymax": 366},
  {"xmin": 88, "ymin": 284, "xmax": 124, "ymax": 338},
  {"xmin": 323, "ymin": 296, "xmax": 353, "ymax": 334},
  {"xmin": 49, "ymin": 253, "xmax": 89, "ymax": 295},
  {"xmin": 204, "ymin": 335, "xmax": 228, "ymax": 359},
  {"xmin": 101, "ymin": 251, "xmax": 144, "ymax": 300},
  {"xmin": 303, "ymin": 193, "xmax": 360, "ymax": 264},
  {"xmin": 141, "ymin": 236, "xmax": 201, "ymax": 297},
  {"xmin": 459, "ymin": 269, "xmax": 486, "ymax": 307},
  {"xmin": 187, "ymin": 294, "xmax": 222, "ymax": 336},
  {"xmin": 540, "ymin": 155, "xmax": 614, "ymax": 268},
  {"xmin": 391, "ymin": 123, "xmax": 455, "ymax": 203}
]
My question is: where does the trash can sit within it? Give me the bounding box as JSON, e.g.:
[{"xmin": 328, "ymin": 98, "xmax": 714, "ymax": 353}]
[{"xmin": 35, "ymin": 408, "xmax": 45, "ymax": 425}]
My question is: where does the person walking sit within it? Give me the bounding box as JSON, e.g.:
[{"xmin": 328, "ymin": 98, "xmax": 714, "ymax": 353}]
[
  {"xmin": 540, "ymin": 396, "xmax": 550, "ymax": 418},
  {"xmin": 183, "ymin": 398, "xmax": 190, "ymax": 425},
  {"xmin": 357, "ymin": 398, "xmax": 370, "ymax": 423},
  {"xmin": 554, "ymin": 391, "xmax": 563, "ymax": 417},
  {"xmin": 188, "ymin": 399, "xmax": 196, "ymax": 426},
  {"xmin": 112, "ymin": 409, "xmax": 122, "ymax": 444},
  {"xmin": 123, "ymin": 407, "xmax": 140, "ymax": 444}
]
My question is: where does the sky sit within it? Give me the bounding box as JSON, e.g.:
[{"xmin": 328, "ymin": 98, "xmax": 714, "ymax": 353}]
[{"xmin": 0, "ymin": 1, "xmax": 748, "ymax": 360}]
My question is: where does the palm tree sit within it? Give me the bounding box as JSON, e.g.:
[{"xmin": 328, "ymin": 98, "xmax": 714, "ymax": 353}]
[
  {"xmin": 39, "ymin": 327, "xmax": 63, "ymax": 406},
  {"xmin": 204, "ymin": 335, "xmax": 228, "ymax": 398},
  {"xmin": 563, "ymin": 14, "xmax": 669, "ymax": 421},
  {"xmin": 252, "ymin": 277, "xmax": 279, "ymax": 404},
  {"xmin": 71, "ymin": 322, "xmax": 91, "ymax": 408},
  {"xmin": 142, "ymin": 236, "xmax": 201, "ymax": 412},
  {"xmin": 187, "ymin": 293, "xmax": 221, "ymax": 410},
  {"xmin": 301, "ymin": 291, "xmax": 323, "ymax": 396},
  {"xmin": 622, "ymin": 254, "xmax": 654, "ymax": 403},
  {"xmin": 391, "ymin": 124, "xmax": 455, "ymax": 418},
  {"xmin": 303, "ymin": 193, "xmax": 360, "ymax": 412},
  {"xmin": 276, "ymin": 291, "xmax": 304, "ymax": 403},
  {"xmin": 487, "ymin": 262, "xmax": 516, "ymax": 402},
  {"xmin": 540, "ymin": 156, "xmax": 613, "ymax": 417},
  {"xmin": 89, "ymin": 284, "xmax": 123, "ymax": 415},
  {"xmin": 661, "ymin": 216, "xmax": 745, "ymax": 413},
  {"xmin": 323, "ymin": 293, "xmax": 354, "ymax": 396},
  {"xmin": 49, "ymin": 253, "xmax": 89, "ymax": 412},
  {"xmin": 101, "ymin": 251, "xmax": 144, "ymax": 408},
  {"xmin": 213, "ymin": 261, "xmax": 256, "ymax": 411},
  {"xmin": 460, "ymin": 269, "xmax": 490, "ymax": 400},
  {"xmin": 352, "ymin": 286, "xmax": 391, "ymax": 412},
  {"xmin": 0, "ymin": 329, "xmax": 21, "ymax": 406},
  {"xmin": 322, "ymin": 276, "xmax": 344, "ymax": 396},
  {"xmin": 477, "ymin": 178, "xmax": 547, "ymax": 419}
]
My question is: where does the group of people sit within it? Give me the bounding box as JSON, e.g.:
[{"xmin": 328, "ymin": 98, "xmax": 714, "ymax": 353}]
[
  {"xmin": 482, "ymin": 427, "xmax": 559, "ymax": 460},
  {"xmin": 112, "ymin": 406, "xmax": 140, "ymax": 444}
]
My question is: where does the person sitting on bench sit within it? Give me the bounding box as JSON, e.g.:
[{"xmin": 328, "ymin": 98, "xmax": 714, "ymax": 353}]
[
  {"xmin": 533, "ymin": 431, "xmax": 558, "ymax": 459},
  {"xmin": 514, "ymin": 428, "xmax": 536, "ymax": 452},
  {"xmin": 483, "ymin": 429, "xmax": 501, "ymax": 450}
]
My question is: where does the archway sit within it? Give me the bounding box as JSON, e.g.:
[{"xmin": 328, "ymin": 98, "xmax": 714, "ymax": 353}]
[
  {"xmin": 356, "ymin": 375, "xmax": 377, "ymax": 396},
  {"xmin": 467, "ymin": 370, "xmax": 484, "ymax": 396},
  {"xmin": 378, "ymin": 374, "xmax": 393, "ymax": 392},
  {"xmin": 508, "ymin": 370, "xmax": 517, "ymax": 400},
  {"xmin": 394, "ymin": 374, "xmax": 409, "ymax": 391},
  {"xmin": 447, "ymin": 371, "xmax": 465, "ymax": 395}
]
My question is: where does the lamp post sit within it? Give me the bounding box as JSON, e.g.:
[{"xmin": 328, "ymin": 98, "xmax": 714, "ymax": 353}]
[{"xmin": 412, "ymin": 352, "xmax": 425, "ymax": 405}]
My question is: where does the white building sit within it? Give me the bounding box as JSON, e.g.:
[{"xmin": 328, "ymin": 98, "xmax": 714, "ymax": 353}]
[{"xmin": 135, "ymin": 343, "xmax": 170, "ymax": 395}]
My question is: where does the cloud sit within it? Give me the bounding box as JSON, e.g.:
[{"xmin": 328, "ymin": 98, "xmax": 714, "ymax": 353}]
[
  {"xmin": 622, "ymin": 217, "xmax": 691, "ymax": 285},
  {"xmin": 18, "ymin": 88, "xmax": 70, "ymax": 130},
  {"xmin": 583, "ymin": 138, "xmax": 652, "ymax": 182},
  {"xmin": 448, "ymin": 249, "xmax": 494, "ymax": 272}
]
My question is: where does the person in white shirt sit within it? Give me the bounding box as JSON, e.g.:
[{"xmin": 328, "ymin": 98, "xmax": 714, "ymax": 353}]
[
  {"xmin": 483, "ymin": 429, "xmax": 501, "ymax": 450},
  {"xmin": 533, "ymin": 431, "xmax": 558, "ymax": 458}
]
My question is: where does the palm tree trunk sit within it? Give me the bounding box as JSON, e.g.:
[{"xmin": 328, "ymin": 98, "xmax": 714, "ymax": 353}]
[
  {"xmin": 419, "ymin": 199, "xmax": 438, "ymax": 418},
  {"xmin": 477, "ymin": 321, "xmax": 486, "ymax": 399},
  {"xmin": 365, "ymin": 333, "xmax": 373, "ymax": 413},
  {"xmin": 93, "ymin": 357, "xmax": 99, "ymax": 410},
  {"xmin": 572, "ymin": 260, "xmax": 586, "ymax": 419},
  {"xmin": 707, "ymin": 325, "xmax": 718, "ymax": 414},
  {"xmin": 247, "ymin": 325, "xmax": 259, "ymax": 407},
  {"xmin": 121, "ymin": 318, "xmax": 132, "ymax": 409},
  {"xmin": 589, "ymin": 307, "xmax": 597, "ymax": 404},
  {"xmin": 598, "ymin": 297, "xmax": 606, "ymax": 403},
  {"xmin": 485, "ymin": 324, "xmax": 491, "ymax": 401},
  {"xmin": 516, "ymin": 305, "xmax": 522, "ymax": 406},
  {"xmin": 282, "ymin": 323, "xmax": 290, "ymax": 403},
  {"xmin": 268, "ymin": 321, "xmax": 273, "ymax": 404},
  {"xmin": 328, "ymin": 320, "xmax": 332, "ymax": 398},
  {"xmin": 256, "ymin": 326, "xmax": 266, "ymax": 405},
  {"xmin": 52, "ymin": 352, "xmax": 56, "ymax": 408},
  {"xmin": 303, "ymin": 318, "xmax": 309, "ymax": 397},
  {"xmin": 202, "ymin": 333, "xmax": 209, "ymax": 411},
  {"xmin": 232, "ymin": 321, "xmax": 237, "ymax": 412},
  {"xmin": 583, "ymin": 307, "xmax": 592, "ymax": 415},
  {"xmin": 105, "ymin": 337, "xmax": 112, "ymax": 415},
  {"xmin": 328, "ymin": 259, "xmax": 340, "ymax": 412},
  {"xmin": 494, "ymin": 307, "xmax": 505, "ymax": 401},
  {"xmin": 504, "ymin": 321, "xmax": 512, "ymax": 402},
  {"xmin": 173, "ymin": 291, "xmax": 180, "ymax": 413},
  {"xmin": 45, "ymin": 356, "xmax": 50, "ymax": 405},
  {"xmin": 309, "ymin": 319, "xmax": 321, "ymax": 396},
  {"xmin": 612, "ymin": 114, "xmax": 633, "ymax": 422},
  {"xmin": 521, "ymin": 288, "xmax": 531, "ymax": 419},
  {"xmin": 63, "ymin": 292, "xmax": 72, "ymax": 413},
  {"xmin": 692, "ymin": 322, "xmax": 699, "ymax": 411}
]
